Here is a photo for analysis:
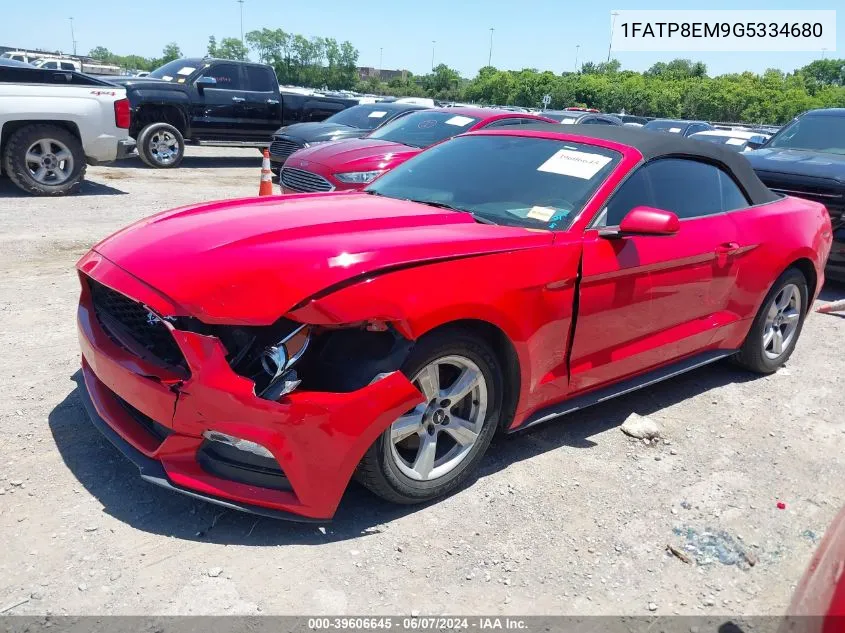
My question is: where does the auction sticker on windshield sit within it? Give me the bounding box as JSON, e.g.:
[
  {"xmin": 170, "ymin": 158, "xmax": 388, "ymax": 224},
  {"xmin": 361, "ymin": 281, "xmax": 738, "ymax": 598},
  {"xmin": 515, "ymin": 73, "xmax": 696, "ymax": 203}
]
[
  {"xmin": 368, "ymin": 111, "xmax": 388, "ymax": 118},
  {"xmin": 445, "ymin": 116, "xmax": 474, "ymax": 127},
  {"xmin": 526, "ymin": 206, "xmax": 557, "ymax": 221},
  {"xmin": 177, "ymin": 66, "xmax": 196, "ymax": 76},
  {"xmin": 537, "ymin": 149, "xmax": 613, "ymax": 179}
]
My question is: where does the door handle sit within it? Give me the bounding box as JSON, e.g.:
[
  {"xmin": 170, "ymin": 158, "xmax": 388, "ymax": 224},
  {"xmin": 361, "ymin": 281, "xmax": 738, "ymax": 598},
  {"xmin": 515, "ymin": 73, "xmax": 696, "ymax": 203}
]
[
  {"xmin": 715, "ymin": 242, "xmax": 740, "ymax": 253},
  {"xmin": 231, "ymin": 96, "xmax": 246, "ymax": 102},
  {"xmin": 266, "ymin": 99, "xmax": 280, "ymax": 104}
]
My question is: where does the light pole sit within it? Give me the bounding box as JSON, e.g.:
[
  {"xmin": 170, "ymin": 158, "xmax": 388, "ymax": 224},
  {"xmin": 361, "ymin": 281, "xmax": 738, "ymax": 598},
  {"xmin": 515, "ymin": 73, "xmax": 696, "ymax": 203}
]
[
  {"xmin": 575, "ymin": 44, "xmax": 580, "ymax": 73},
  {"xmin": 488, "ymin": 28, "xmax": 494, "ymax": 67},
  {"xmin": 69, "ymin": 17, "xmax": 77, "ymax": 55},
  {"xmin": 822, "ymin": 47, "xmax": 828, "ymax": 58},
  {"xmin": 607, "ymin": 11, "xmax": 619, "ymax": 63},
  {"xmin": 431, "ymin": 40, "xmax": 436, "ymax": 70},
  {"xmin": 379, "ymin": 47, "xmax": 383, "ymax": 77},
  {"xmin": 237, "ymin": 0, "xmax": 245, "ymax": 43}
]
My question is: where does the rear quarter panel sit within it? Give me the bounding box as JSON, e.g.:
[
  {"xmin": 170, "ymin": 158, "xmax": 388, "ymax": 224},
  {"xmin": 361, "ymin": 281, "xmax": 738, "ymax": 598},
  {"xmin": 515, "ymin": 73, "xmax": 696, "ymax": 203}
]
[{"xmin": 728, "ymin": 196, "xmax": 832, "ymax": 320}]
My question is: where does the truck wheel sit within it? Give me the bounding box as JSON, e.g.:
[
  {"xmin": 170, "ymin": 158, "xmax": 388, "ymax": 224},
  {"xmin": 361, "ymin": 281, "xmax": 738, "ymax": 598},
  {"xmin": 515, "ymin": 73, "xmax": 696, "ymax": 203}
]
[
  {"xmin": 137, "ymin": 123, "xmax": 184, "ymax": 168},
  {"xmin": 3, "ymin": 124, "xmax": 86, "ymax": 195}
]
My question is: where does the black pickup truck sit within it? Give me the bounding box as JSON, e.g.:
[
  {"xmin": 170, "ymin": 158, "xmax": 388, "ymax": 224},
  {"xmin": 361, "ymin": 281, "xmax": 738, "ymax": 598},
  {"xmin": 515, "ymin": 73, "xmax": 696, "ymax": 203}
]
[
  {"xmin": 746, "ymin": 108, "xmax": 845, "ymax": 283},
  {"xmin": 109, "ymin": 58, "xmax": 359, "ymax": 168}
]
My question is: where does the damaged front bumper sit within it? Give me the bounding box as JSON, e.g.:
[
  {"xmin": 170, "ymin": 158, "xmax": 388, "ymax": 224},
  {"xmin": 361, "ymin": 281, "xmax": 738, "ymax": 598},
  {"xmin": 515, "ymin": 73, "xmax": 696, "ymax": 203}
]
[{"xmin": 76, "ymin": 252, "xmax": 423, "ymax": 521}]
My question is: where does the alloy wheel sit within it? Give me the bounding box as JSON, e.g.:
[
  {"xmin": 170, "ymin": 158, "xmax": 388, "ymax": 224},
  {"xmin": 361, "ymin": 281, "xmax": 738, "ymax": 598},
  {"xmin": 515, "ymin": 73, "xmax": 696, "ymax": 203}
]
[
  {"xmin": 763, "ymin": 283, "xmax": 801, "ymax": 360},
  {"xmin": 24, "ymin": 138, "xmax": 74, "ymax": 185},
  {"xmin": 388, "ymin": 355, "xmax": 488, "ymax": 481},
  {"xmin": 148, "ymin": 130, "xmax": 179, "ymax": 166}
]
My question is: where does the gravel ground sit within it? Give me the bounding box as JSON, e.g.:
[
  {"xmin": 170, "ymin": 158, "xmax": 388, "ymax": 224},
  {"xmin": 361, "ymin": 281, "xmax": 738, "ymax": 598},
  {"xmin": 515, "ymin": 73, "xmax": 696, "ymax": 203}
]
[{"xmin": 0, "ymin": 146, "xmax": 843, "ymax": 617}]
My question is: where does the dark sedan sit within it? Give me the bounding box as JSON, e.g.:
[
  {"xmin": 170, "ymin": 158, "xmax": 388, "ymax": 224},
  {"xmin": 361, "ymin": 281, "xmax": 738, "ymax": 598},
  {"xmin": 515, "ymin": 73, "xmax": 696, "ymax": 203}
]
[
  {"xmin": 745, "ymin": 108, "xmax": 845, "ymax": 282},
  {"xmin": 269, "ymin": 102, "xmax": 429, "ymax": 169}
]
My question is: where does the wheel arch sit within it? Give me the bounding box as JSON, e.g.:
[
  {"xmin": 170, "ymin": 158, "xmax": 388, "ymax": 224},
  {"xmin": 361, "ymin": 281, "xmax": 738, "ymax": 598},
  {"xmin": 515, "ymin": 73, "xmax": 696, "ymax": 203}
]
[
  {"xmin": 788, "ymin": 257, "xmax": 818, "ymax": 302},
  {"xmin": 132, "ymin": 104, "xmax": 189, "ymax": 138},
  {"xmin": 412, "ymin": 318, "xmax": 521, "ymax": 433},
  {"xmin": 1, "ymin": 120, "xmax": 81, "ymax": 163}
]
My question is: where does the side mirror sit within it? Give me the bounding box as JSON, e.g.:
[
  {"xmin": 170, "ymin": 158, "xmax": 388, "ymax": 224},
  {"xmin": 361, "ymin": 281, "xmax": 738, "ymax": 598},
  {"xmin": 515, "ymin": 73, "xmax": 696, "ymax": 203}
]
[
  {"xmin": 746, "ymin": 139, "xmax": 765, "ymax": 150},
  {"xmin": 195, "ymin": 76, "xmax": 216, "ymax": 92},
  {"xmin": 601, "ymin": 206, "xmax": 680, "ymax": 238}
]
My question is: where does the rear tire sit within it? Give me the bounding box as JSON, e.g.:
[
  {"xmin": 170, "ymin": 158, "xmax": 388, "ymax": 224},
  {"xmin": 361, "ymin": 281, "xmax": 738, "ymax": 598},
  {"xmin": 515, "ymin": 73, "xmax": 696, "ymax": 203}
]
[
  {"xmin": 735, "ymin": 267, "xmax": 808, "ymax": 374},
  {"xmin": 3, "ymin": 124, "xmax": 85, "ymax": 195},
  {"xmin": 137, "ymin": 122, "xmax": 184, "ymax": 168},
  {"xmin": 356, "ymin": 328, "xmax": 503, "ymax": 505}
]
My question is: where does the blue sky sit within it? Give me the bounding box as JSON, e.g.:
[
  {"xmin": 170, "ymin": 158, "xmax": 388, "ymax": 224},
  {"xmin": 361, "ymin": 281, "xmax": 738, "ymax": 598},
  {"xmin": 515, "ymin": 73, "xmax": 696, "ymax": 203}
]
[{"xmin": 1, "ymin": 0, "xmax": 841, "ymax": 77}]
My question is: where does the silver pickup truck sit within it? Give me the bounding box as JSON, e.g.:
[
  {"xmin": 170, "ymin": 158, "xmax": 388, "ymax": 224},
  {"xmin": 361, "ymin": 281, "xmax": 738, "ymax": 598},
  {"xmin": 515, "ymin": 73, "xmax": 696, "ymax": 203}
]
[{"xmin": 0, "ymin": 59, "xmax": 134, "ymax": 195}]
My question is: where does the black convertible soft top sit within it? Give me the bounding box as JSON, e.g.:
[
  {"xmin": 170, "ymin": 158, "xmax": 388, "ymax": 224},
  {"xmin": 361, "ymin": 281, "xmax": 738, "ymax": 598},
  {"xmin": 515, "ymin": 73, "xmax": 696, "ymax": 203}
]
[{"xmin": 509, "ymin": 123, "xmax": 780, "ymax": 206}]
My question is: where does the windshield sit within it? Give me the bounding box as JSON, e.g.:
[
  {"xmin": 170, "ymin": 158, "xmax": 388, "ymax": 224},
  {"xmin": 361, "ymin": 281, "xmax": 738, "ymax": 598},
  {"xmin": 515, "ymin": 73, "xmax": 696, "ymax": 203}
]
[
  {"xmin": 644, "ymin": 120, "xmax": 687, "ymax": 134},
  {"xmin": 766, "ymin": 115, "xmax": 845, "ymax": 154},
  {"xmin": 325, "ymin": 105, "xmax": 407, "ymax": 130},
  {"xmin": 366, "ymin": 135, "xmax": 621, "ymax": 230},
  {"xmin": 367, "ymin": 111, "xmax": 480, "ymax": 148},
  {"xmin": 148, "ymin": 60, "xmax": 200, "ymax": 82}
]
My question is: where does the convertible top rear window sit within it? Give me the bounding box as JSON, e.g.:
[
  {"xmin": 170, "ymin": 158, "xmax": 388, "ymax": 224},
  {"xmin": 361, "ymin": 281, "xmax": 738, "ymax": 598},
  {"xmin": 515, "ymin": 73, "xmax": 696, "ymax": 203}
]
[{"xmin": 366, "ymin": 135, "xmax": 621, "ymax": 230}]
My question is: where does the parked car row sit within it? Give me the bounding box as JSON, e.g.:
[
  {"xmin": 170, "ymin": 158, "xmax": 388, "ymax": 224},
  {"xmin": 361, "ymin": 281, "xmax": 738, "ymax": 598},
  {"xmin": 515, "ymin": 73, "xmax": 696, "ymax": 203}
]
[{"xmin": 278, "ymin": 108, "xmax": 557, "ymax": 192}]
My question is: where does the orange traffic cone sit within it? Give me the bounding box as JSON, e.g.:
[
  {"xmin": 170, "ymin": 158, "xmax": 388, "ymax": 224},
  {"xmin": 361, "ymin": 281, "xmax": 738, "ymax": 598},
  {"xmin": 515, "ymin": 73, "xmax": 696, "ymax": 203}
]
[
  {"xmin": 258, "ymin": 148, "xmax": 274, "ymax": 196},
  {"xmin": 817, "ymin": 299, "xmax": 845, "ymax": 314}
]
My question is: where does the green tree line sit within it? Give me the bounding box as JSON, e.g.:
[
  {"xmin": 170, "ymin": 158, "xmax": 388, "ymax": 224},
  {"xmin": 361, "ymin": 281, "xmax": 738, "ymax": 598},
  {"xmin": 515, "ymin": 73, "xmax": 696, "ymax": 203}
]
[{"xmin": 376, "ymin": 58, "xmax": 845, "ymax": 125}]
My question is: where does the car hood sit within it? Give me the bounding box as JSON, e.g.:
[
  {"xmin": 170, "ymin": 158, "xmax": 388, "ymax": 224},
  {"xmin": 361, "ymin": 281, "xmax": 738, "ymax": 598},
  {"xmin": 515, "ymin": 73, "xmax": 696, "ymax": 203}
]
[
  {"xmin": 746, "ymin": 148, "xmax": 845, "ymax": 185},
  {"xmin": 273, "ymin": 122, "xmax": 365, "ymax": 143},
  {"xmin": 92, "ymin": 193, "xmax": 553, "ymax": 325},
  {"xmin": 289, "ymin": 138, "xmax": 420, "ymax": 172}
]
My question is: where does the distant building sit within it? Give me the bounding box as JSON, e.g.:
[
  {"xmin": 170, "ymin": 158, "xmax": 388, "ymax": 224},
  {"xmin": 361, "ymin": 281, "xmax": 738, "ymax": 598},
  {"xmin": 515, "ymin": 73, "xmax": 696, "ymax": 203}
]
[{"xmin": 358, "ymin": 66, "xmax": 409, "ymax": 82}]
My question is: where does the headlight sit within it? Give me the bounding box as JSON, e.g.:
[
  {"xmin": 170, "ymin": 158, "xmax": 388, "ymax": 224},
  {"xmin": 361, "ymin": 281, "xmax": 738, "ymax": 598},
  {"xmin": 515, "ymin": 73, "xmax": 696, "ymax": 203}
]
[
  {"xmin": 261, "ymin": 324, "xmax": 311, "ymax": 382},
  {"xmin": 334, "ymin": 170, "xmax": 385, "ymax": 184}
]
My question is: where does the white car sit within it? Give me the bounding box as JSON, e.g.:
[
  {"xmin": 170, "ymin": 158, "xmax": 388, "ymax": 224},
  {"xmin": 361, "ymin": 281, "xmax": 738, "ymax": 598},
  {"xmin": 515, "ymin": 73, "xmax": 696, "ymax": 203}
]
[
  {"xmin": 31, "ymin": 57, "xmax": 82, "ymax": 72},
  {"xmin": 688, "ymin": 129, "xmax": 770, "ymax": 153},
  {"xmin": 0, "ymin": 59, "xmax": 134, "ymax": 195}
]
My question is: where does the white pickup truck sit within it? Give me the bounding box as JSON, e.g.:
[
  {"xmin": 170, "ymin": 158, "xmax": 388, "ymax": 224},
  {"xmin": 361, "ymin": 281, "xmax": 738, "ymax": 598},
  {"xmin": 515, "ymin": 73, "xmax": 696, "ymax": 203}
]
[{"xmin": 0, "ymin": 59, "xmax": 134, "ymax": 195}]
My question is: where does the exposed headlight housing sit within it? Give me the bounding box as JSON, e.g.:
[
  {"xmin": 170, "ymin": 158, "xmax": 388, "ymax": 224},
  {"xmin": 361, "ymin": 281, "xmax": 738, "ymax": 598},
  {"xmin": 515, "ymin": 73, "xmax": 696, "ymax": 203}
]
[
  {"xmin": 334, "ymin": 170, "xmax": 385, "ymax": 184},
  {"xmin": 258, "ymin": 324, "xmax": 311, "ymax": 399}
]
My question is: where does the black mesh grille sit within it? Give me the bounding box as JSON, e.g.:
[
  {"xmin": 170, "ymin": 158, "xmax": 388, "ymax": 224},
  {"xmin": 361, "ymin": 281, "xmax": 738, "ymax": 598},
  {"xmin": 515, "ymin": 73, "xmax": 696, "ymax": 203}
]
[
  {"xmin": 269, "ymin": 136, "xmax": 305, "ymax": 162},
  {"xmin": 280, "ymin": 167, "xmax": 333, "ymax": 192},
  {"xmin": 88, "ymin": 278, "xmax": 187, "ymax": 372}
]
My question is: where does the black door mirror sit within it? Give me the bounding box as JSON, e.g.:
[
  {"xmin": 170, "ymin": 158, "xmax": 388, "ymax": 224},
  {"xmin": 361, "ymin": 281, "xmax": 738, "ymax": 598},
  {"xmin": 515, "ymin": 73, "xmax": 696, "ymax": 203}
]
[{"xmin": 195, "ymin": 76, "xmax": 217, "ymax": 92}]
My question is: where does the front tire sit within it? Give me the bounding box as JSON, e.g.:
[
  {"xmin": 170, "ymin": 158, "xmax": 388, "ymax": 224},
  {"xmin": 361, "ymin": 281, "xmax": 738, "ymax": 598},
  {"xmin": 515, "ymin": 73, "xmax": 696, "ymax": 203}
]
[
  {"xmin": 735, "ymin": 267, "xmax": 808, "ymax": 374},
  {"xmin": 356, "ymin": 329, "xmax": 503, "ymax": 504},
  {"xmin": 137, "ymin": 122, "xmax": 184, "ymax": 168},
  {"xmin": 3, "ymin": 124, "xmax": 85, "ymax": 195}
]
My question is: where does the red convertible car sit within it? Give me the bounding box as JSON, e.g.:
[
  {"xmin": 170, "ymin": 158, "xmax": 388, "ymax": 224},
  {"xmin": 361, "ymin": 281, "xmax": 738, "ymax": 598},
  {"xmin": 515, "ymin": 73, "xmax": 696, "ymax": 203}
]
[
  {"xmin": 76, "ymin": 126, "xmax": 832, "ymax": 521},
  {"xmin": 784, "ymin": 505, "xmax": 845, "ymax": 631},
  {"xmin": 279, "ymin": 107, "xmax": 555, "ymax": 193}
]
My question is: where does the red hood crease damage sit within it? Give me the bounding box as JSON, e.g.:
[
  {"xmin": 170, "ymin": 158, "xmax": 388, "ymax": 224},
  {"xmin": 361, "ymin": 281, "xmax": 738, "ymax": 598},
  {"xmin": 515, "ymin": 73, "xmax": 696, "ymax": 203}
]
[{"xmin": 91, "ymin": 192, "xmax": 553, "ymax": 325}]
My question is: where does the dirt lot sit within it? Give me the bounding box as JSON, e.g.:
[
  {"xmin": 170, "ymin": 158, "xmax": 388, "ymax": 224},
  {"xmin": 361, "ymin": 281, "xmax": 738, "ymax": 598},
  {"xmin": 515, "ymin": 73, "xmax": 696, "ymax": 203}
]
[{"xmin": 1, "ymin": 146, "xmax": 843, "ymax": 617}]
